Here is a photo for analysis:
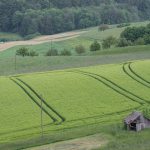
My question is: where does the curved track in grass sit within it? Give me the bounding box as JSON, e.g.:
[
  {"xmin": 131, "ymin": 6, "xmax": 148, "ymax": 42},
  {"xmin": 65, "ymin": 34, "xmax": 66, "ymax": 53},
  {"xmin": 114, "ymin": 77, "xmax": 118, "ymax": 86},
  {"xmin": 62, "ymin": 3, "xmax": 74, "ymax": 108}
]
[
  {"xmin": 123, "ymin": 62, "xmax": 150, "ymax": 88},
  {"xmin": 68, "ymin": 70, "xmax": 150, "ymax": 105},
  {"xmin": 10, "ymin": 78, "xmax": 57, "ymax": 123},
  {"xmin": 16, "ymin": 78, "xmax": 65, "ymax": 123}
]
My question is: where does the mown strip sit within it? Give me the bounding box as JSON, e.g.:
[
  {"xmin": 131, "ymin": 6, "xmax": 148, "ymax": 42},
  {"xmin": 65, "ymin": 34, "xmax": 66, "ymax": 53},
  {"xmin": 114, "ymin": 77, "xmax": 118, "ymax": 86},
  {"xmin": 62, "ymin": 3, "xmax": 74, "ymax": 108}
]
[
  {"xmin": 123, "ymin": 62, "xmax": 150, "ymax": 88},
  {"xmin": 68, "ymin": 70, "xmax": 148, "ymax": 105},
  {"xmin": 16, "ymin": 78, "xmax": 65, "ymax": 123},
  {"xmin": 10, "ymin": 77, "xmax": 57, "ymax": 123}
]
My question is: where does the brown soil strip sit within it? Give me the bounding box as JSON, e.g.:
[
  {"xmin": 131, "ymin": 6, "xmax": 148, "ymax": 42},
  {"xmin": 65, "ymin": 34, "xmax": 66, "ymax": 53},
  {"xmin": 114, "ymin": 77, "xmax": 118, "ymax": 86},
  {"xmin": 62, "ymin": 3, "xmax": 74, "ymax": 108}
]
[{"xmin": 0, "ymin": 31, "xmax": 86, "ymax": 52}]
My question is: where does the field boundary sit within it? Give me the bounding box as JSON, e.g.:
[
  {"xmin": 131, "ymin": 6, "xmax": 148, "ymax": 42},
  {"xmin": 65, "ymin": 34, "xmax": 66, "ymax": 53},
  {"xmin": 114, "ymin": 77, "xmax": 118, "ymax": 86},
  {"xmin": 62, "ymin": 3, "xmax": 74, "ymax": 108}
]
[{"xmin": 123, "ymin": 62, "xmax": 150, "ymax": 88}]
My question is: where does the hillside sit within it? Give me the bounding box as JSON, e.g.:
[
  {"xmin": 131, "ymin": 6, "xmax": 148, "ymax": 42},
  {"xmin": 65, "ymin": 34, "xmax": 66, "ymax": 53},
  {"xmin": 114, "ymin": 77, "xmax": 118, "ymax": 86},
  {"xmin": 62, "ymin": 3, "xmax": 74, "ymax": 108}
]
[
  {"xmin": 0, "ymin": 21, "xmax": 150, "ymax": 76},
  {"xmin": 0, "ymin": 0, "xmax": 150, "ymax": 37},
  {"xmin": 0, "ymin": 59, "xmax": 150, "ymax": 149}
]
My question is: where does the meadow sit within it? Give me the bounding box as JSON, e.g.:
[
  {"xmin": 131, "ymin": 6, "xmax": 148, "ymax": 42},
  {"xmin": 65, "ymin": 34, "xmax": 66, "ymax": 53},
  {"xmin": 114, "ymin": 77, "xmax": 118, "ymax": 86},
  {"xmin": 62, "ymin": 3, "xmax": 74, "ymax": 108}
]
[
  {"xmin": 0, "ymin": 32, "xmax": 22, "ymax": 42},
  {"xmin": 0, "ymin": 21, "xmax": 149, "ymax": 57},
  {"xmin": 0, "ymin": 21, "xmax": 150, "ymax": 77},
  {"xmin": 0, "ymin": 59, "xmax": 149, "ymax": 149}
]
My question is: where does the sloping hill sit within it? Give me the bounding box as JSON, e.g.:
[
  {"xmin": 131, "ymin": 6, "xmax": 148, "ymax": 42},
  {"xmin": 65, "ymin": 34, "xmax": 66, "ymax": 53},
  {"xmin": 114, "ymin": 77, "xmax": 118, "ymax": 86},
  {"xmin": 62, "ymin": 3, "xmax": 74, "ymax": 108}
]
[{"xmin": 0, "ymin": 60, "xmax": 149, "ymax": 149}]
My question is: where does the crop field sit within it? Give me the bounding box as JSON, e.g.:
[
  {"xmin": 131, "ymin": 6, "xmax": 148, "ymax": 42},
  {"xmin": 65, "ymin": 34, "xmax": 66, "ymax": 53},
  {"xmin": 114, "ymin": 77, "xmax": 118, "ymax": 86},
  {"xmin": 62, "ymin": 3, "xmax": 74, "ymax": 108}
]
[{"xmin": 0, "ymin": 59, "xmax": 149, "ymax": 149}]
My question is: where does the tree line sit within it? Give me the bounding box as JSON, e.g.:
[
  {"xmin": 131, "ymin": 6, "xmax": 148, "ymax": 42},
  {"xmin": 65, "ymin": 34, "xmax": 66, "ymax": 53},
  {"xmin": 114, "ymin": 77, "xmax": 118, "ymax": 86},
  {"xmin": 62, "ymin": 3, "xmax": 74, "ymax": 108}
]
[{"xmin": 0, "ymin": 0, "xmax": 150, "ymax": 37}]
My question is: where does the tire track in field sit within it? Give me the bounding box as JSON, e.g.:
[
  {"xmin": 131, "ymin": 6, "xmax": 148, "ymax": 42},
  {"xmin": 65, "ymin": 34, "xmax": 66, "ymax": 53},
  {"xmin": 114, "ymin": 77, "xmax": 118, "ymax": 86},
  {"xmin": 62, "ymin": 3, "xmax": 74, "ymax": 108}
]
[
  {"xmin": 68, "ymin": 70, "xmax": 149, "ymax": 105},
  {"xmin": 123, "ymin": 62, "xmax": 150, "ymax": 88},
  {"xmin": 10, "ymin": 77, "xmax": 57, "ymax": 123},
  {"xmin": 16, "ymin": 78, "xmax": 65, "ymax": 123}
]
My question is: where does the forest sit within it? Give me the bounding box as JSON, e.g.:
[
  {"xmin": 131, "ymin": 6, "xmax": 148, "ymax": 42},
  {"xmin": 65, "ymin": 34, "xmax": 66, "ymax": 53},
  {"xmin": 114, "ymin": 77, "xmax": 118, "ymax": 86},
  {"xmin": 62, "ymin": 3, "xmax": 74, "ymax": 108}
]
[{"xmin": 0, "ymin": 0, "xmax": 150, "ymax": 36}]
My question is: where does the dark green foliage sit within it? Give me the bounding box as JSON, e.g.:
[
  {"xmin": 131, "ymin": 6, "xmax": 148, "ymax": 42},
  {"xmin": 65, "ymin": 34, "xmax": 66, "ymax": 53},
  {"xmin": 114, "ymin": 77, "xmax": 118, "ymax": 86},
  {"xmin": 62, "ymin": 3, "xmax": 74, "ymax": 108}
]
[
  {"xmin": 98, "ymin": 24, "xmax": 109, "ymax": 31},
  {"xmin": 121, "ymin": 26, "xmax": 147, "ymax": 42},
  {"xmin": 102, "ymin": 36, "xmax": 116, "ymax": 49},
  {"xmin": 0, "ymin": 0, "xmax": 150, "ymax": 36},
  {"xmin": 144, "ymin": 34, "xmax": 150, "ymax": 44},
  {"xmin": 16, "ymin": 47, "xmax": 29, "ymax": 57},
  {"xmin": 75, "ymin": 45, "xmax": 86, "ymax": 54},
  {"xmin": 147, "ymin": 23, "xmax": 150, "ymax": 28},
  {"xmin": 0, "ymin": 38, "xmax": 8, "ymax": 42},
  {"xmin": 90, "ymin": 41, "xmax": 101, "ymax": 51},
  {"xmin": 120, "ymin": 24, "xmax": 150, "ymax": 46},
  {"xmin": 60, "ymin": 49, "xmax": 72, "ymax": 56},
  {"xmin": 46, "ymin": 49, "xmax": 58, "ymax": 56},
  {"xmin": 117, "ymin": 38, "xmax": 132, "ymax": 47}
]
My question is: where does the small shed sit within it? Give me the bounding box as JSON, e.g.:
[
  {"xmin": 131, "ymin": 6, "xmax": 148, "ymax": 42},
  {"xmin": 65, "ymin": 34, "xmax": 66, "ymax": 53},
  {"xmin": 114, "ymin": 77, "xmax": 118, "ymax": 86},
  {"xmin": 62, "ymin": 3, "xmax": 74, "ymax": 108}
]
[{"xmin": 124, "ymin": 111, "xmax": 150, "ymax": 132}]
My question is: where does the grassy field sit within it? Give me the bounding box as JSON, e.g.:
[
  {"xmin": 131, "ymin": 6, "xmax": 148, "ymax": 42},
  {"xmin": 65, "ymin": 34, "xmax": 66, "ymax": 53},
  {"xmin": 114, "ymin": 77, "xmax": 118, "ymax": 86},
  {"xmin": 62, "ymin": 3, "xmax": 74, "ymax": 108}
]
[
  {"xmin": 0, "ymin": 32, "xmax": 23, "ymax": 41},
  {"xmin": 0, "ymin": 21, "xmax": 149, "ymax": 77},
  {"xmin": 0, "ymin": 21, "xmax": 149, "ymax": 57},
  {"xmin": 0, "ymin": 59, "xmax": 149, "ymax": 149},
  {"xmin": 0, "ymin": 47, "xmax": 150, "ymax": 76}
]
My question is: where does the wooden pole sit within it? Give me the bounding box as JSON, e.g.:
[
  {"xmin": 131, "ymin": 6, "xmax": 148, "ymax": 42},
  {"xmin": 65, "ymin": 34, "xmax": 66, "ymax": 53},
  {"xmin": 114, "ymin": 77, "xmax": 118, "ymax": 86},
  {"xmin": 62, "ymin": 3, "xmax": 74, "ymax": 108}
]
[
  {"xmin": 40, "ymin": 95, "xmax": 43, "ymax": 138},
  {"xmin": 51, "ymin": 40, "xmax": 52, "ymax": 50},
  {"xmin": 15, "ymin": 53, "xmax": 17, "ymax": 71}
]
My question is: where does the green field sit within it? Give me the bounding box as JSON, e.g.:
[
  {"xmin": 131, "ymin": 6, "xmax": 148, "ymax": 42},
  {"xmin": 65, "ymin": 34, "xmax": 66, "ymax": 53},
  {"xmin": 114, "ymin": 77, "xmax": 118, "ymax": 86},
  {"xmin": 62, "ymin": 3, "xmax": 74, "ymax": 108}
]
[
  {"xmin": 0, "ymin": 32, "xmax": 23, "ymax": 41},
  {"xmin": 0, "ymin": 59, "xmax": 149, "ymax": 149}
]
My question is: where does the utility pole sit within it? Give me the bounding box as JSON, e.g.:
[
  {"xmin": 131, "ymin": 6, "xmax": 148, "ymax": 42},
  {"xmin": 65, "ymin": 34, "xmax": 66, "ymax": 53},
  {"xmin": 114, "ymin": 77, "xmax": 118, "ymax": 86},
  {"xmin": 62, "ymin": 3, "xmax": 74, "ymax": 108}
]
[
  {"xmin": 50, "ymin": 39, "xmax": 53, "ymax": 50},
  {"xmin": 15, "ymin": 53, "xmax": 17, "ymax": 71},
  {"xmin": 40, "ymin": 95, "xmax": 43, "ymax": 138}
]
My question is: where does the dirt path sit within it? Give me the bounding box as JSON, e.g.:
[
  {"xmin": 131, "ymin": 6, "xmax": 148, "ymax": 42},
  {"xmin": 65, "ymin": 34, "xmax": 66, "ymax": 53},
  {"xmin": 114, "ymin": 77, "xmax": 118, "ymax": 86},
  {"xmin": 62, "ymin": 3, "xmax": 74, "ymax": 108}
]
[
  {"xmin": 26, "ymin": 134, "xmax": 107, "ymax": 150},
  {"xmin": 0, "ymin": 31, "xmax": 86, "ymax": 52}
]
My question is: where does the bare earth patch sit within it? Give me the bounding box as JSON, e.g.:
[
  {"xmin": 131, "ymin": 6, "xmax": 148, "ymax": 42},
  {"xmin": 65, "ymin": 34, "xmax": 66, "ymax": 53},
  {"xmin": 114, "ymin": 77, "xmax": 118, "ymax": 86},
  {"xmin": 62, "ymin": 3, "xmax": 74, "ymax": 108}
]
[
  {"xmin": 0, "ymin": 31, "xmax": 86, "ymax": 52},
  {"xmin": 26, "ymin": 134, "xmax": 107, "ymax": 150}
]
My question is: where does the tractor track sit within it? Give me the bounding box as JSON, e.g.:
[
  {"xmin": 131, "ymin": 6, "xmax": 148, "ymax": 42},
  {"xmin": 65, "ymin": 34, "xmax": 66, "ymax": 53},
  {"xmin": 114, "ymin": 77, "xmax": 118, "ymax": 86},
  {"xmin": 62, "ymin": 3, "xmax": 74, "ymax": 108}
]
[
  {"xmin": 68, "ymin": 70, "xmax": 150, "ymax": 105},
  {"xmin": 123, "ymin": 62, "xmax": 150, "ymax": 88},
  {"xmin": 16, "ymin": 78, "xmax": 65, "ymax": 123},
  {"xmin": 10, "ymin": 77, "xmax": 57, "ymax": 122}
]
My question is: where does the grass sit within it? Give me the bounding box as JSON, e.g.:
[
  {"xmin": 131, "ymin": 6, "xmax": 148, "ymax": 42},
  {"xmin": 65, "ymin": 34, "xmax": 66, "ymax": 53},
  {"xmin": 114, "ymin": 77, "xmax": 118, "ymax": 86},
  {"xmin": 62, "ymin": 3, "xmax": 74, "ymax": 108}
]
[
  {"xmin": 0, "ymin": 21, "xmax": 149, "ymax": 57},
  {"xmin": 0, "ymin": 49, "xmax": 150, "ymax": 76},
  {"xmin": 0, "ymin": 32, "xmax": 23, "ymax": 41},
  {"xmin": 99, "ymin": 128, "xmax": 150, "ymax": 150},
  {"xmin": 0, "ymin": 21, "xmax": 150, "ymax": 150},
  {"xmin": 0, "ymin": 60, "xmax": 149, "ymax": 149}
]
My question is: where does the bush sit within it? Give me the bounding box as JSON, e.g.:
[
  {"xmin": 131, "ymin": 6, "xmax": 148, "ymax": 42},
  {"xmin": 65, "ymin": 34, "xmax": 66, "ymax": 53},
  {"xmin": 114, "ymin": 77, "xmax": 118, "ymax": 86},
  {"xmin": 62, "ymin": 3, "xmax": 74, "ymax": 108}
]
[
  {"xmin": 102, "ymin": 36, "xmax": 116, "ymax": 49},
  {"xmin": 0, "ymin": 38, "xmax": 8, "ymax": 42},
  {"xmin": 16, "ymin": 47, "xmax": 29, "ymax": 57},
  {"xmin": 117, "ymin": 23, "xmax": 130, "ymax": 28},
  {"xmin": 29, "ymin": 50, "xmax": 39, "ymax": 57},
  {"xmin": 147, "ymin": 23, "xmax": 150, "ymax": 28},
  {"xmin": 144, "ymin": 34, "xmax": 150, "ymax": 44},
  {"xmin": 117, "ymin": 38, "xmax": 132, "ymax": 47},
  {"xmin": 90, "ymin": 41, "xmax": 101, "ymax": 51},
  {"xmin": 46, "ymin": 49, "xmax": 58, "ymax": 56},
  {"xmin": 134, "ymin": 38, "xmax": 145, "ymax": 45},
  {"xmin": 98, "ymin": 24, "xmax": 109, "ymax": 31},
  {"xmin": 60, "ymin": 49, "xmax": 72, "ymax": 56},
  {"xmin": 120, "ymin": 26, "xmax": 147, "ymax": 42},
  {"xmin": 75, "ymin": 45, "xmax": 85, "ymax": 54}
]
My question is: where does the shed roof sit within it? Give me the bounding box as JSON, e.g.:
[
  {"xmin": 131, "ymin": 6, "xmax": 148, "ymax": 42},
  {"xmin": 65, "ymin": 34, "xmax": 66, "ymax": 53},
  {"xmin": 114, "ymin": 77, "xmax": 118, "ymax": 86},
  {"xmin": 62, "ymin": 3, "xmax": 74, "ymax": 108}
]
[{"xmin": 124, "ymin": 111, "xmax": 142, "ymax": 124}]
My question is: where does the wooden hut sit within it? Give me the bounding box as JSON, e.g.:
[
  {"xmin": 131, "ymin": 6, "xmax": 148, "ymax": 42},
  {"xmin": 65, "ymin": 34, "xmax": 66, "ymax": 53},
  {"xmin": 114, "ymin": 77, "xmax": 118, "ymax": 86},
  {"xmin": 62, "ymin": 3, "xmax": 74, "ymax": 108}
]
[{"xmin": 124, "ymin": 111, "xmax": 150, "ymax": 131}]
